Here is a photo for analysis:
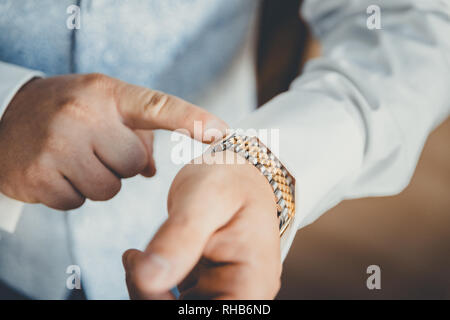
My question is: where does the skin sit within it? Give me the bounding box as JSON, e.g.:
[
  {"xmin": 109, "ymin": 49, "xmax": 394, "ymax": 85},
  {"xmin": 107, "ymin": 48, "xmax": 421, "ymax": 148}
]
[
  {"xmin": 0, "ymin": 72, "xmax": 280, "ymax": 299},
  {"xmin": 0, "ymin": 73, "xmax": 228, "ymax": 210},
  {"xmin": 123, "ymin": 150, "xmax": 282, "ymax": 300}
]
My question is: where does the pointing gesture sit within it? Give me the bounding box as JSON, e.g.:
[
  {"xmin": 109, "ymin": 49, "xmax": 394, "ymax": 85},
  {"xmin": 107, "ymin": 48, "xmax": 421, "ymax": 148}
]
[{"xmin": 0, "ymin": 73, "xmax": 227, "ymax": 210}]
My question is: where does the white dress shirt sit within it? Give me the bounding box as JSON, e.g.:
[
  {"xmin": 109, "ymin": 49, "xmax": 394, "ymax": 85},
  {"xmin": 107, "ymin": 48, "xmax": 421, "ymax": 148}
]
[{"xmin": 0, "ymin": 0, "xmax": 449, "ymax": 299}]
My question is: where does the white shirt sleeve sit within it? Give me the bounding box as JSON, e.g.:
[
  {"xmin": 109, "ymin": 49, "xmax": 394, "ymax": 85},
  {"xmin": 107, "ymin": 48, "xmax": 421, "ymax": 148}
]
[
  {"xmin": 0, "ymin": 61, "xmax": 44, "ymax": 233},
  {"xmin": 236, "ymin": 0, "xmax": 450, "ymax": 260}
]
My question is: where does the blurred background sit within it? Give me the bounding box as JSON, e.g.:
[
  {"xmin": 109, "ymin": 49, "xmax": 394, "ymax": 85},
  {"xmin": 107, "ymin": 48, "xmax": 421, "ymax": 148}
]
[
  {"xmin": 256, "ymin": 0, "xmax": 450, "ymax": 300},
  {"xmin": 278, "ymin": 118, "xmax": 450, "ymax": 299}
]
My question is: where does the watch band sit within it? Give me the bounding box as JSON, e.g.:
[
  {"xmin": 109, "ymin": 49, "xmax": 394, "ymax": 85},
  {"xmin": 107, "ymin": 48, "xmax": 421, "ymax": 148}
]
[{"xmin": 209, "ymin": 132, "xmax": 295, "ymax": 236}]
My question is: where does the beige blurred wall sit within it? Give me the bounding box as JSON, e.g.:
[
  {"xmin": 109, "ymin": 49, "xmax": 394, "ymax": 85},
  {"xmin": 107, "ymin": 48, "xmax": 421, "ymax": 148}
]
[{"xmin": 278, "ymin": 117, "xmax": 450, "ymax": 300}]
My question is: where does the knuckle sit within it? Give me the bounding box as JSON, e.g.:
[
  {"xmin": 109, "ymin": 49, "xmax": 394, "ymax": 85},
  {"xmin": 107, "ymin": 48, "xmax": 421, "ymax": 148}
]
[
  {"xmin": 142, "ymin": 91, "xmax": 170, "ymax": 120},
  {"xmin": 58, "ymin": 96, "xmax": 79, "ymax": 109},
  {"xmin": 67, "ymin": 195, "xmax": 86, "ymax": 209},
  {"xmin": 105, "ymin": 178, "xmax": 122, "ymax": 199},
  {"xmin": 82, "ymin": 73, "xmax": 112, "ymax": 88},
  {"xmin": 118, "ymin": 143, "xmax": 148, "ymax": 178},
  {"xmin": 91, "ymin": 176, "xmax": 122, "ymax": 201},
  {"xmin": 54, "ymin": 194, "xmax": 86, "ymax": 211},
  {"xmin": 24, "ymin": 162, "xmax": 49, "ymax": 190},
  {"xmin": 23, "ymin": 163, "xmax": 87, "ymax": 210},
  {"xmin": 44, "ymin": 134, "xmax": 71, "ymax": 156},
  {"xmin": 58, "ymin": 97, "xmax": 94, "ymax": 123},
  {"xmin": 132, "ymin": 151, "xmax": 149, "ymax": 175}
]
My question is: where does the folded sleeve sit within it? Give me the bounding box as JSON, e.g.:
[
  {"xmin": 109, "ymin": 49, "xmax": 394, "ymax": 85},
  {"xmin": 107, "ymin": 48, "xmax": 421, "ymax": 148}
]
[
  {"xmin": 236, "ymin": 0, "xmax": 450, "ymax": 260},
  {"xmin": 0, "ymin": 61, "xmax": 44, "ymax": 233}
]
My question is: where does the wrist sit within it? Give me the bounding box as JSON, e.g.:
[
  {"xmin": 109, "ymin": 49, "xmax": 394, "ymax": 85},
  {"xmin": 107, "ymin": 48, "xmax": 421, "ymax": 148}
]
[
  {"xmin": 2, "ymin": 77, "xmax": 41, "ymax": 120},
  {"xmin": 0, "ymin": 62, "xmax": 44, "ymax": 123},
  {"xmin": 206, "ymin": 132, "xmax": 296, "ymax": 236}
]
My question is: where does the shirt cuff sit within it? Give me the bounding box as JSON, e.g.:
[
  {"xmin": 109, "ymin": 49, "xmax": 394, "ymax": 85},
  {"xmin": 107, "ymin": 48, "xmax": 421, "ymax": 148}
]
[
  {"xmin": 0, "ymin": 194, "xmax": 24, "ymax": 233},
  {"xmin": 0, "ymin": 61, "xmax": 44, "ymax": 233}
]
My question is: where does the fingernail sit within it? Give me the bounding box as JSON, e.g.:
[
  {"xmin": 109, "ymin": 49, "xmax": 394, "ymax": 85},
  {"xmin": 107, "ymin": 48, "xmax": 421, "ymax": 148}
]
[
  {"xmin": 137, "ymin": 252, "xmax": 171, "ymax": 288},
  {"xmin": 204, "ymin": 119, "xmax": 229, "ymax": 142}
]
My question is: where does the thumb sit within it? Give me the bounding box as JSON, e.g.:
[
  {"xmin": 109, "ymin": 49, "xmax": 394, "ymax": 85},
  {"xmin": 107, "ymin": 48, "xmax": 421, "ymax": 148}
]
[
  {"xmin": 114, "ymin": 80, "xmax": 228, "ymax": 143},
  {"xmin": 125, "ymin": 187, "xmax": 238, "ymax": 295},
  {"xmin": 124, "ymin": 162, "xmax": 240, "ymax": 296},
  {"xmin": 124, "ymin": 217, "xmax": 215, "ymax": 295},
  {"xmin": 122, "ymin": 249, "xmax": 175, "ymax": 300}
]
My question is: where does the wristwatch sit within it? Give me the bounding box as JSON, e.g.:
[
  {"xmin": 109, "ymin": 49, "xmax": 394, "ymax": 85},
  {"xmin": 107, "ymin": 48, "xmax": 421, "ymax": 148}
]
[{"xmin": 208, "ymin": 132, "xmax": 295, "ymax": 236}]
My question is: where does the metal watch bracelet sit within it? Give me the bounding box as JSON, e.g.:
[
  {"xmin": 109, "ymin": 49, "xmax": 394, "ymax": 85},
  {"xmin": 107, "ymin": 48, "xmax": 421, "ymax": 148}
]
[{"xmin": 209, "ymin": 132, "xmax": 295, "ymax": 236}]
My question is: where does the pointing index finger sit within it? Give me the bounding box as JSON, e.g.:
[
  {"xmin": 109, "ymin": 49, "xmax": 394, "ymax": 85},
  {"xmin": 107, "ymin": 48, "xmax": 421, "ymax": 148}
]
[{"xmin": 114, "ymin": 81, "xmax": 228, "ymax": 143}]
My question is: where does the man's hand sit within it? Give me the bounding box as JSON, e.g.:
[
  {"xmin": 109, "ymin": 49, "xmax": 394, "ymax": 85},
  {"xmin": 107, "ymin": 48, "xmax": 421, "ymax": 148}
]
[
  {"xmin": 123, "ymin": 150, "xmax": 282, "ymax": 299},
  {"xmin": 0, "ymin": 73, "xmax": 227, "ymax": 210}
]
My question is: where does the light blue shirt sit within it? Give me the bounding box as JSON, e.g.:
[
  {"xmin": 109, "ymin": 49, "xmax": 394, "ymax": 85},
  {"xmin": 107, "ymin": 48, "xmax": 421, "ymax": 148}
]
[
  {"xmin": 0, "ymin": 0, "xmax": 256, "ymax": 101},
  {"xmin": 0, "ymin": 0, "xmax": 449, "ymax": 299}
]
